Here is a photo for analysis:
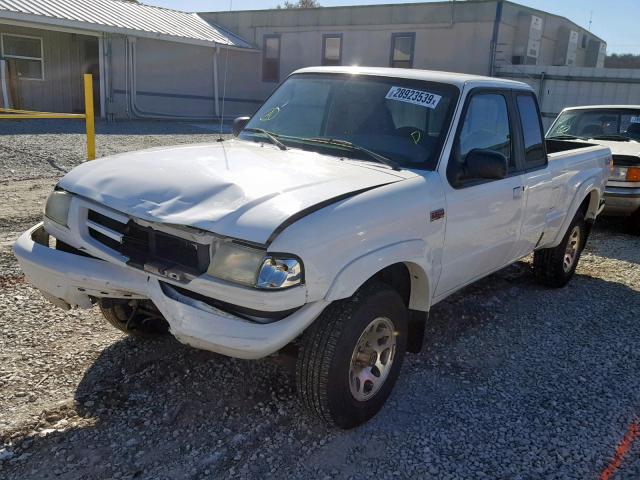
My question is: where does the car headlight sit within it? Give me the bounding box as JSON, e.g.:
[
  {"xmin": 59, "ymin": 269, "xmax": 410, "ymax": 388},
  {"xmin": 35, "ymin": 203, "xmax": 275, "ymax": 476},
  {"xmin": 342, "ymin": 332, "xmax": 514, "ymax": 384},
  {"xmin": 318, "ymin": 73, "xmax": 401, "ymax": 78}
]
[
  {"xmin": 257, "ymin": 256, "xmax": 303, "ymax": 289},
  {"xmin": 610, "ymin": 166, "xmax": 640, "ymax": 182},
  {"xmin": 207, "ymin": 240, "xmax": 303, "ymax": 289},
  {"xmin": 44, "ymin": 190, "xmax": 72, "ymax": 226}
]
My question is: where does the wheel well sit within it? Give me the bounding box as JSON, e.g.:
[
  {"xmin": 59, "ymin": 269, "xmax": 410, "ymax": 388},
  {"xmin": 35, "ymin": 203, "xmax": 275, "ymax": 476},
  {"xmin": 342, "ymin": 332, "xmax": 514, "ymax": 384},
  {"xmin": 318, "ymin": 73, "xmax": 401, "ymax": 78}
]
[
  {"xmin": 579, "ymin": 191, "xmax": 599, "ymax": 241},
  {"xmin": 372, "ymin": 263, "xmax": 411, "ymax": 307},
  {"xmin": 368, "ymin": 263, "xmax": 428, "ymax": 354},
  {"xmin": 580, "ymin": 190, "xmax": 599, "ymax": 220}
]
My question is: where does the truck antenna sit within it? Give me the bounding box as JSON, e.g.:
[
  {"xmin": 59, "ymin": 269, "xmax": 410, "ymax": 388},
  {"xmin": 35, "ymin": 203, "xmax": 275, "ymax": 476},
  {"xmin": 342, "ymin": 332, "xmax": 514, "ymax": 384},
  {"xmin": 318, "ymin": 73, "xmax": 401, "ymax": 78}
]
[{"xmin": 218, "ymin": 0, "xmax": 233, "ymax": 141}]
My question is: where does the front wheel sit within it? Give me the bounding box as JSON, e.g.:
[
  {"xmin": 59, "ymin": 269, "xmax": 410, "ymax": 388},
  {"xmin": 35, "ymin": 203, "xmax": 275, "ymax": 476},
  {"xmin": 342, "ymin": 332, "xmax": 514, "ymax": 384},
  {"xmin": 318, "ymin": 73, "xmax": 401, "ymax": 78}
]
[
  {"xmin": 99, "ymin": 299, "xmax": 170, "ymax": 337},
  {"xmin": 533, "ymin": 211, "xmax": 586, "ymax": 288},
  {"xmin": 296, "ymin": 282, "xmax": 408, "ymax": 429}
]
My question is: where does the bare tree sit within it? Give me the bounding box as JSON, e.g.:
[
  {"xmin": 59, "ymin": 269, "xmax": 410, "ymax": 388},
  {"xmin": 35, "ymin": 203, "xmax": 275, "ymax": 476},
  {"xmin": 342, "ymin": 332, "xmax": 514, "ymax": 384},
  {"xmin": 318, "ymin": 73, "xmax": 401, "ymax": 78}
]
[
  {"xmin": 278, "ymin": 0, "xmax": 321, "ymax": 9},
  {"xmin": 605, "ymin": 54, "xmax": 640, "ymax": 69}
]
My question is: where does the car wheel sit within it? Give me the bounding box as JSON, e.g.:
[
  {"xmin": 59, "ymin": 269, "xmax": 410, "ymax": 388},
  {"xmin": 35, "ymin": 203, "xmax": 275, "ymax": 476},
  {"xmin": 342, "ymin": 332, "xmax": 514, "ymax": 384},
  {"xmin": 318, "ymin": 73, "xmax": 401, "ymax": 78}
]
[
  {"xmin": 99, "ymin": 299, "xmax": 170, "ymax": 337},
  {"xmin": 296, "ymin": 281, "xmax": 408, "ymax": 429},
  {"xmin": 533, "ymin": 211, "xmax": 586, "ymax": 288}
]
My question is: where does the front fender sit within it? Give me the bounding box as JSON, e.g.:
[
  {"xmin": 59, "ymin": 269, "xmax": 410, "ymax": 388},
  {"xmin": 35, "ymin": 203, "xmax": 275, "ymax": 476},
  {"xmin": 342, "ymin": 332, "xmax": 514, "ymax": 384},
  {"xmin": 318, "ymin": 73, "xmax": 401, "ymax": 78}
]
[{"xmin": 325, "ymin": 239, "xmax": 432, "ymax": 311}]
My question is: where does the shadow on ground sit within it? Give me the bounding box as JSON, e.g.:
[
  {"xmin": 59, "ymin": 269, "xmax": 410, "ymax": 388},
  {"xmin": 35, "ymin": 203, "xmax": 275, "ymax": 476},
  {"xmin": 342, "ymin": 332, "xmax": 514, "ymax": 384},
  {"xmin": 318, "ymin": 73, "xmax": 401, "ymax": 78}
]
[{"xmin": 588, "ymin": 217, "xmax": 640, "ymax": 264}]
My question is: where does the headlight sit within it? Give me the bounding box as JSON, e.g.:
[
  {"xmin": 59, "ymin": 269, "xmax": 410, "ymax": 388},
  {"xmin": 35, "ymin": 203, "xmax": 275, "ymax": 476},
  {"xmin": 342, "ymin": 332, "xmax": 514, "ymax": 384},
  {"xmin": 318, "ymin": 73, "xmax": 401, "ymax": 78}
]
[
  {"xmin": 610, "ymin": 166, "xmax": 640, "ymax": 182},
  {"xmin": 207, "ymin": 241, "xmax": 265, "ymax": 286},
  {"xmin": 207, "ymin": 240, "xmax": 303, "ymax": 289},
  {"xmin": 257, "ymin": 257, "xmax": 303, "ymax": 289},
  {"xmin": 44, "ymin": 190, "xmax": 72, "ymax": 226}
]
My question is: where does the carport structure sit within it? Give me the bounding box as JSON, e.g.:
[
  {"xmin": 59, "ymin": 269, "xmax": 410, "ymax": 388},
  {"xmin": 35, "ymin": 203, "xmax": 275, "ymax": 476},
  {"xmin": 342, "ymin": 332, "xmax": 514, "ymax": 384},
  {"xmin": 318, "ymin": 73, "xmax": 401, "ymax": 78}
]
[{"xmin": 0, "ymin": 0, "xmax": 258, "ymax": 119}]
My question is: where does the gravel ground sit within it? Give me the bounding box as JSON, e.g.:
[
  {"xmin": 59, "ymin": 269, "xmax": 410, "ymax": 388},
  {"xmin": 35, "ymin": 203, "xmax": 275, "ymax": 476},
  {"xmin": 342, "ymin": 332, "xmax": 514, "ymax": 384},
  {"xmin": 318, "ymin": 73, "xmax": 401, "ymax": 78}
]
[{"xmin": 1, "ymin": 121, "xmax": 639, "ymax": 479}]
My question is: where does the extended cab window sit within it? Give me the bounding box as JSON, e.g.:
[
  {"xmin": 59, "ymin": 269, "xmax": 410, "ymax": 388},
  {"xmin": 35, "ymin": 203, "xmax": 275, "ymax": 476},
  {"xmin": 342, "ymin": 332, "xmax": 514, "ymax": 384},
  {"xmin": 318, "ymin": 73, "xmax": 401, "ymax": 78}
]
[
  {"xmin": 448, "ymin": 92, "xmax": 513, "ymax": 186},
  {"xmin": 516, "ymin": 94, "xmax": 546, "ymax": 168}
]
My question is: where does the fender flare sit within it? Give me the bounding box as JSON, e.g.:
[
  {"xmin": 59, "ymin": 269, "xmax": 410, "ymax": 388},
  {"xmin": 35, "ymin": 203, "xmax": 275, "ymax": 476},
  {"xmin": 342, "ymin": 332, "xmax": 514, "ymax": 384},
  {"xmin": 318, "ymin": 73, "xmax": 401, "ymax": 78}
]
[
  {"xmin": 550, "ymin": 177, "xmax": 602, "ymax": 247},
  {"xmin": 325, "ymin": 239, "xmax": 432, "ymax": 312}
]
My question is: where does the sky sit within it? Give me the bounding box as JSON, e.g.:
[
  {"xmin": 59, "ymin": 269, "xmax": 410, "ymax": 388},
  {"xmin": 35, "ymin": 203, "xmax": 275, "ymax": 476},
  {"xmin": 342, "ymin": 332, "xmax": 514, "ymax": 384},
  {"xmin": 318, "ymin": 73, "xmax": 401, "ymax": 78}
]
[{"xmin": 143, "ymin": 0, "xmax": 640, "ymax": 55}]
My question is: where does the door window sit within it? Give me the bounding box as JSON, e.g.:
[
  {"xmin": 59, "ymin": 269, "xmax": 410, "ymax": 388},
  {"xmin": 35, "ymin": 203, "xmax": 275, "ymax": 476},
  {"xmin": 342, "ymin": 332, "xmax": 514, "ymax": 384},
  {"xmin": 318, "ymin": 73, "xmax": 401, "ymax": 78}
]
[{"xmin": 449, "ymin": 93, "xmax": 513, "ymax": 186}]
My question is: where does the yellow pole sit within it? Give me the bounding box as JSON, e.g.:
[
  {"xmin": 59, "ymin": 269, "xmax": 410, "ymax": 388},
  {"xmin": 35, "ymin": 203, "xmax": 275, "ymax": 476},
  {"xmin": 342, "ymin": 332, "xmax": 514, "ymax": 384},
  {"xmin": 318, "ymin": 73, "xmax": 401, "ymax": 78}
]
[{"xmin": 83, "ymin": 74, "xmax": 96, "ymax": 160}]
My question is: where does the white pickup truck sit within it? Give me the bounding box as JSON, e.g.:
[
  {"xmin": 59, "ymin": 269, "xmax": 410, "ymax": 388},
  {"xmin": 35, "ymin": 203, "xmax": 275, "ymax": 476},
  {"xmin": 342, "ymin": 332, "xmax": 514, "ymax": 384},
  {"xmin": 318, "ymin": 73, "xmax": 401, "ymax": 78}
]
[
  {"xmin": 14, "ymin": 67, "xmax": 611, "ymax": 428},
  {"xmin": 548, "ymin": 105, "xmax": 640, "ymax": 233}
]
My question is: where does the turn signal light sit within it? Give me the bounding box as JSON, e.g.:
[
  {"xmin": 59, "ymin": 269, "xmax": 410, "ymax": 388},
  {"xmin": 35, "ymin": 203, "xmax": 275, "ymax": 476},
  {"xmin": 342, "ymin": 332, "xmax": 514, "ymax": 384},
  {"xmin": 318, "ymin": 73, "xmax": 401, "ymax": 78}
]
[{"xmin": 627, "ymin": 167, "xmax": 640, "ymax": 182}]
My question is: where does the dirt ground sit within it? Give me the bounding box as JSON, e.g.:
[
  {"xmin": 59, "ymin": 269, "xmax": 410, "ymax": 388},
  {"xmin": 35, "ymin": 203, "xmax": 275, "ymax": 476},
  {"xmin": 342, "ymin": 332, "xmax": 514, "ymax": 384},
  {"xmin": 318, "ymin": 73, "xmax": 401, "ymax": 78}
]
[{"xmin": 1, "ymin": 122, "xmax": 639, "ymax": 479}]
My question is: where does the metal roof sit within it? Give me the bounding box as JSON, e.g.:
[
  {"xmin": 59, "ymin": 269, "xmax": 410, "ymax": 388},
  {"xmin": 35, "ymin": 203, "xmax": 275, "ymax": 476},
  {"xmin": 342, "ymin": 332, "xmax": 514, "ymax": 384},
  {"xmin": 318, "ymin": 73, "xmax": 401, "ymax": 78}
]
[{"xmin": 0, "ymin": 0, "xmax": 254, "ymax": 49}]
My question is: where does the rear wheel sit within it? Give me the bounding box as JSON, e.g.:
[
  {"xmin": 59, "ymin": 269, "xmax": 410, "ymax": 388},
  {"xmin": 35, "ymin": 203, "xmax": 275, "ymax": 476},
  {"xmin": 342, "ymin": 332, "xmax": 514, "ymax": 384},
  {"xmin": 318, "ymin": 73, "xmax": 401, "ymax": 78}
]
[
  {"xmin": 296, "ymin": 282, "xmax": 408, "ymax": 429},
  {"xmin": 533, "ymin": 211, "xmax": 586, "ymax": 288},
  {"xmin": 99, "ymin": 299, "xmax": 169, "ymax": 337}
]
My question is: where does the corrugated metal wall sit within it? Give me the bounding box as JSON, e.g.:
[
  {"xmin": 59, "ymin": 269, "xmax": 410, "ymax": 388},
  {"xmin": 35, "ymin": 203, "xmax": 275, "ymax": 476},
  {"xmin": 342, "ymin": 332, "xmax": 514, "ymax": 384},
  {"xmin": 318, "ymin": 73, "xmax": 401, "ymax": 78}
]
[
  {"xmin": 496, "ymin": 65, "xmax": 640, "ymax": 129},
  {"xmin": 105, "ymin": 35, "xmax": 260, "ymax": 120},
  {"xmin": 0, "ymin": 23, "xmax": 91, "ymax": 112},
  {"xmin": 202, "ymin": 2, "xmax": 501, "ymax": 80}
]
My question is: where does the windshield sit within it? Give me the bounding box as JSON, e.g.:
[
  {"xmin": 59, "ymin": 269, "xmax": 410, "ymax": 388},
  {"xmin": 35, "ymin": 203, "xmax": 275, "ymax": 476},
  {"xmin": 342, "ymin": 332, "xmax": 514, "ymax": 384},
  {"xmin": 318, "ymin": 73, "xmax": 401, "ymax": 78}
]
[
  {"xmin": 548, "ymin": 108, "xmax": 640, "ymax": 141},
  {"xmin": 239, "ymin": 73, "xmax": 459, "ymax": 170}
]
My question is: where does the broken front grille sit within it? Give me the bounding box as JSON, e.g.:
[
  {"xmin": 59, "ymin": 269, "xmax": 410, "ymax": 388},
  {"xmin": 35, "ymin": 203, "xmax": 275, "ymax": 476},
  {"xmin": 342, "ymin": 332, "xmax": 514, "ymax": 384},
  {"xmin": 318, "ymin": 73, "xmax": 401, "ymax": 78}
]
[{"xmin": 87, "ymin": 209, "xmax": 210, "ymax": 278}]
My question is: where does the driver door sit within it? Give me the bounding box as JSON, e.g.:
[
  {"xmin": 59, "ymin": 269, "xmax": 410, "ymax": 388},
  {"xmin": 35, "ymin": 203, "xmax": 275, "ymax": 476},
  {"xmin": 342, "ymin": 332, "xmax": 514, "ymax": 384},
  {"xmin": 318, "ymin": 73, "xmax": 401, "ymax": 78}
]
[{"xmin": 435, "ymin": 90, "xmax": 525, "ymax": 297}]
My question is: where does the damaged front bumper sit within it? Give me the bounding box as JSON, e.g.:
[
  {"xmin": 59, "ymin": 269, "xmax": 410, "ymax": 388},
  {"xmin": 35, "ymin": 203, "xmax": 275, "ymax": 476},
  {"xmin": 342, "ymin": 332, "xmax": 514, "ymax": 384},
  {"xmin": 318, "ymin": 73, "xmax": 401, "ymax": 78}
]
[{"xmin": 13, "ymin": 224, "xmax": 327, "ymax": 359}]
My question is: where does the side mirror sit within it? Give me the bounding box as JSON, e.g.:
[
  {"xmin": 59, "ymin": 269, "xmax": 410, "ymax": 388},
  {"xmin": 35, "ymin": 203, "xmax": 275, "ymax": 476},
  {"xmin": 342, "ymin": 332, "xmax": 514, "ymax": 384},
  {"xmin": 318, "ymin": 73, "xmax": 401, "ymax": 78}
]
[
  {"xmin": 464, "ymin": 149, "xmax": 508, "ymax": 181},
  {"xmin": 232, "ymin": 117, "xmax": 250, "ymax": 137}
]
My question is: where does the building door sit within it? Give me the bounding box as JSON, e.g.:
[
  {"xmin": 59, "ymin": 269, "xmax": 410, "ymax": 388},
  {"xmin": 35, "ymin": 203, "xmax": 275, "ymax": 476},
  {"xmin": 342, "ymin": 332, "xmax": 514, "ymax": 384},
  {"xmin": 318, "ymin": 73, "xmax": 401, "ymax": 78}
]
[{"xmin": 79, "ymin": 36, "xmax": 100, "ymax": 116}]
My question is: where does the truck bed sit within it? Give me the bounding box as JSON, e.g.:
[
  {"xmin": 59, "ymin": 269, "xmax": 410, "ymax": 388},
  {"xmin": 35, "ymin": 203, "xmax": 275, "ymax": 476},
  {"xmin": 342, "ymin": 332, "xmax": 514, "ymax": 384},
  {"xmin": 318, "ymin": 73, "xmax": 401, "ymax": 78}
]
[{"xmin": 545, "ymin": 138, "xmax": 598, "ymax": 155}]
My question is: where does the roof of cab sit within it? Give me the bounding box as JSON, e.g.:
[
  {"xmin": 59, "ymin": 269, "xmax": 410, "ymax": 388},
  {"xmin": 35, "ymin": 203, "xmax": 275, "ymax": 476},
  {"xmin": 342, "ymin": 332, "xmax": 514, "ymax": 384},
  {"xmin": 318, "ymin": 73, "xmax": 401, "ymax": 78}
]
[
  {"xmin": 292, "ymin": 66, "xmax": 533, "ymax": 91},
  {"xmin": 562, "ymin": 105, "xmax": 640, "ymax": 111}
]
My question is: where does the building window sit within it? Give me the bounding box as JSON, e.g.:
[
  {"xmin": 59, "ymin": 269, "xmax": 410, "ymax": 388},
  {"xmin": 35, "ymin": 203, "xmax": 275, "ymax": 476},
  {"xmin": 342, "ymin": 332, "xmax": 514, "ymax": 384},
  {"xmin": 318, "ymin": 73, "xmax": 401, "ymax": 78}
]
[
  {"xmin": 1, "ymin": 34, "xmax": 44, "ymax": 80},
  {"xmin": 322, "ymin": 34, "xmax": 342, "ymax": 66},
  {"xmin": 263, "ymin": 34, "xmax": 281, "ymax": 82},
  {"xmin": 390, "ymin": 33, "xmax": 415, "ymax": 69}
]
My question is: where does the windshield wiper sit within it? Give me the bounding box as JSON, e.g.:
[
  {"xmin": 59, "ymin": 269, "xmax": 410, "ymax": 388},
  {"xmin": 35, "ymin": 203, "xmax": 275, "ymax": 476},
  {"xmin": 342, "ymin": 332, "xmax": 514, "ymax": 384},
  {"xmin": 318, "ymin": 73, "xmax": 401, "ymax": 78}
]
[
  {"xmin": 548, "ymin": 134, "xmax": 583, "ymax": 140},
  {"xmin": 243, "ymin": 128, "xmax": 288, "ymax": 151},
  {"xmin": 589, "ymin": 134, "xmax": 633, "ymax": 142},
  {"xmin": 305, "ymin": 137, "xmax": 401, "ymax": 170}
]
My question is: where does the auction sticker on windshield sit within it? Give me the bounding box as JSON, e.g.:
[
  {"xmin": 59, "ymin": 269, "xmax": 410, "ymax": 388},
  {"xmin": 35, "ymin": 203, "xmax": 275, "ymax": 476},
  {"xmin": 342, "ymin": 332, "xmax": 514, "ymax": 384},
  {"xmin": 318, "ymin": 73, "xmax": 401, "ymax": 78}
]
[{"xmin": 386, "ymin": 86, "xmax": 441, "ymax": 109}]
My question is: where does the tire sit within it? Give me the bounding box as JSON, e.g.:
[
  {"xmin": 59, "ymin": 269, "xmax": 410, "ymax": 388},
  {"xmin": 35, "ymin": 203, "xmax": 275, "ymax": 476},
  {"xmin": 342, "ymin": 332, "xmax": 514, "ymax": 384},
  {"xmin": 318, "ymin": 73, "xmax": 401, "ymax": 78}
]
[
  {"xmin": 99, "ymin": 299, "xmax": 169, "ymax": 337},
  {"xmin": 533, "ymin": 211, "xmax": 586, "ymax": 288},
  {"xmin": 296, "ymin": 281, "xmax": 408, "ymax": 429}
]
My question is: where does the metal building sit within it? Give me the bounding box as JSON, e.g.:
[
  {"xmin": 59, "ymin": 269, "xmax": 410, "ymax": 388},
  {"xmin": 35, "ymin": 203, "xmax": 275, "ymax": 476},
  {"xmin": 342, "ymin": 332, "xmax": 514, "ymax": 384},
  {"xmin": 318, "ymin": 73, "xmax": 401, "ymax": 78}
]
[
  {"xmin": 0, "ymin": 0, "xmax": 608, "ymax": 120},
  {"xmin": 0, "ymin": 0, "xmax": 257, "ymax": 119},
  {"xmin": 202, "ymin": 0, "xmax": 607, "ymax": 85}
]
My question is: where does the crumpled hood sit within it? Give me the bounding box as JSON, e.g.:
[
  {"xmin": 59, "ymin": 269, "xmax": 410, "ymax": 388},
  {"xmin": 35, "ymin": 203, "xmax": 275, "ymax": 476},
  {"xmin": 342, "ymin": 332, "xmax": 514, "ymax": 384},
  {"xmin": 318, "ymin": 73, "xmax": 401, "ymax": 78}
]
[{"xmin": 59, "ymin": 140, "xmax": 406, "ymax": 245}]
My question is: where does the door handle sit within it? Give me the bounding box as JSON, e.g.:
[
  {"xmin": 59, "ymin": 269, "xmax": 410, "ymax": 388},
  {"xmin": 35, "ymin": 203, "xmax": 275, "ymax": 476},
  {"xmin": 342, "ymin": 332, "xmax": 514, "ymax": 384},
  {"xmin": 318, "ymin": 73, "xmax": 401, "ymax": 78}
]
[{"xmin": 513, "ymin": 186, "xmax": 524, "ymax": 200}]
